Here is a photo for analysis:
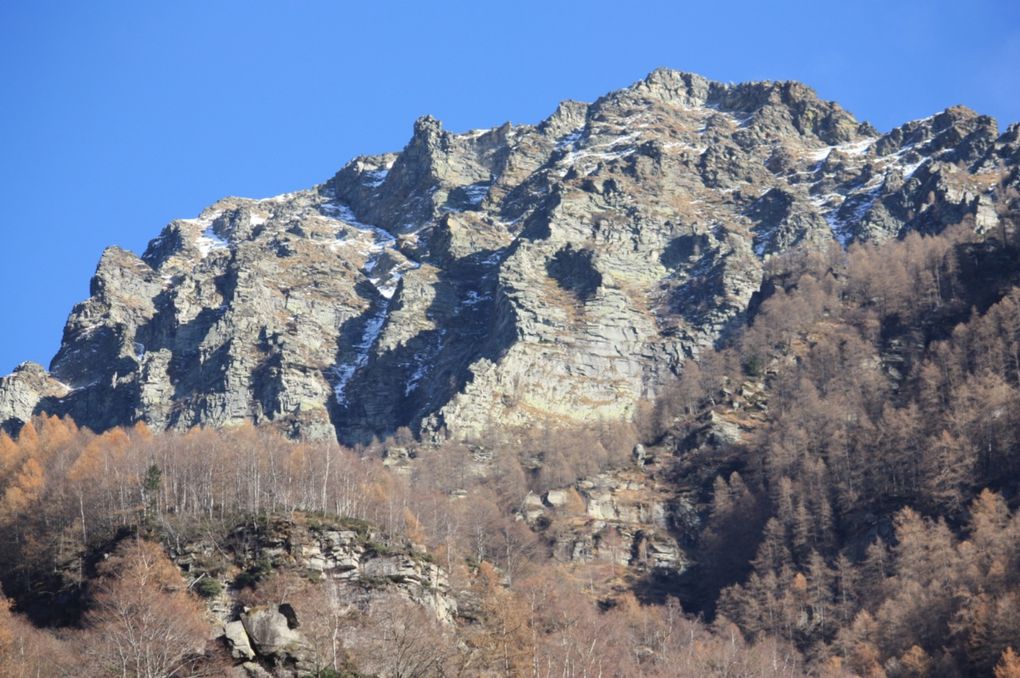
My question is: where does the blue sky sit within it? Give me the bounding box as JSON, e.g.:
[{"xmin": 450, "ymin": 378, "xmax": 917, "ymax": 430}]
[{"xmin": 1, "ymin": 0, "xmax": 1018, "ymax": 374}]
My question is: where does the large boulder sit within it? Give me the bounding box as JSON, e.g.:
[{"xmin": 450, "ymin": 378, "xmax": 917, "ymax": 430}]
[
  {"xmin": 222, "ymin": 620, "xmax": 255, "ymax": 661},
  {"xmin": 239, "ymin": 604, "xmax": 311, "ymax": 668}
]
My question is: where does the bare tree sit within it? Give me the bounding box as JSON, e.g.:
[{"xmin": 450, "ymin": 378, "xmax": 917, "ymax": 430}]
[{"xmin": 83, "ymin": 539, "xmax": 211, "ymax": 678}]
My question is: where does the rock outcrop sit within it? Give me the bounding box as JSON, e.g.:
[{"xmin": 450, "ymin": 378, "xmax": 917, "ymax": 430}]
[
  {"xmin": 174, "ymin": 515, "xmax": 457, "ymax": 626},
  {"xmin": 521, "ymin": 465, "xmax": 699, "ymax": 594},
  {"xmin": 237, "ymin": 605, "xmax": 312, "ymax": 672},
  {"xmin": 2, "ymin": 68, "xmax": 1016, "ymax": 442},
  {"xmin": 161, "ymin": 514, "xmax": 458, "ymax": 675},
  {"xmin": 0, "ymin": 362, "xmax": 70, "ymax": 435}
]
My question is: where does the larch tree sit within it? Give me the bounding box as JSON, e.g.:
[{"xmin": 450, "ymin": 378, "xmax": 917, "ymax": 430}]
[{"xmin": 83, "ymin": 539, "xmax": 210, "ymax": 678}]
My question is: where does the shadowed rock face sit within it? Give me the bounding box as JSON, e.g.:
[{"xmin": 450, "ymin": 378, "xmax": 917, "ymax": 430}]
[
  {"xmin": 547, "ymin": 246, "xmax": 602, "ymax": 302},
  {"xmin": 2, "ymin": 68, "xmax": 1018, "ymax": 442}
]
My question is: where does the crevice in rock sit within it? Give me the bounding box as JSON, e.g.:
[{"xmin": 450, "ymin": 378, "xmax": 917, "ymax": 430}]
[{"xmin": 546, "ymin": 245, "xmax": 602, "ymax": 303}]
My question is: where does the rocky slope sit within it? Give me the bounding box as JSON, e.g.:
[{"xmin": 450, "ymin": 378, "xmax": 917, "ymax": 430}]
[
  {"xmin": 182, "ymin": 514, "xmax": 457, "ymax": 675},
  {"xmin": 2, "ymin": 68, "xmax": 1017, "ymax": 442}
]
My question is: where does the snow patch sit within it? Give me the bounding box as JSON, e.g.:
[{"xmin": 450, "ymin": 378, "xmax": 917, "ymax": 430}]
[
  {"xmin": 331, "ymin": 303, "xmax": 390, "ymax": 406},
  {"xmin": 663, "ymin": 140, "xmax": 707, "ymax": 154},
  {"xmin": 555, "ymin": 131, "xmax": 641, "ymax": 175},
  {"xmin": 752, "ymin": 229, "xmax": 773, "ymax": 257},
  {"xmin": 403, "ymin": 329, "xmax": 446, "ymax": 396},
  {"xmin": 323, "ymin": 201, "xmax": 423, "ymax": 403},
  {"xmin": 817, "ymin": 188, "xmax": 880, "ymax": 247},
  {"xmin": 463, "ymin": 290, "xmax": 491, "ymax": 306},
  {"xmin": 809, "ymin": 137, "xmax": 876, "ymax": 163},
  {"xmin": 257, "ymin": 190, "xmax": 300, "ymax": 203},
  {"xmin": 464, "ymin": 185, "xmax": 488, "ymax": 205},
  {"xmin": 901, "ymin": 158, "xmax": 927, "ymax": 178},
  {"xmin": 480, "ymin": 251, "xmax": 503, "ymax": 266},
  {"xmin": 175, "ymin": 210, "xmax": 230, "ymax": 258},
  {"xmin": 363, "ymin": 168, "xmax": 389, "ymax": 188},
  {"xmin": 404, "ymin": 360, "xmax": 429, "ymax": 396},
  {"xmin": 320, "ymin": 203, "xmax": 397, "ymax": 249},
  {"xmin": 195, "ymin": 227, "xmax": 230, "ymax": 257},
  {"xmin": 555, "ymin": 129, "xmax": 584, "ymax": 150},
  {"xmin": 844, "ymin": 138, "xmax": 875, "ymax": 156},
  {"xmin": 463, "ymin": 183, "xmax": 489, "ymax": 205}
]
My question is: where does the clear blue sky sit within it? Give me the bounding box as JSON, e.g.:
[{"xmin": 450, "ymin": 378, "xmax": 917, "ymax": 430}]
[{"xmin": 1, "ymin": 0, "xmax": 1018, "ymax": 374}]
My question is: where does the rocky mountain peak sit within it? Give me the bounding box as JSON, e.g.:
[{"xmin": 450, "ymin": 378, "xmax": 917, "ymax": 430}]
[
  {"xmin": 624, "ymin": 67, "xmax": 713, "ymax": 107},
  {"xmin": 412, "ymin": 113, "xmax": 445, "ymax": 139},
  {"xmin": 2, "ymin": 68, "xmax": 1016, "ymax": 442},
  {"xmin": 539, "ymin": 100, "xmax": 589, "ymax": 138}
]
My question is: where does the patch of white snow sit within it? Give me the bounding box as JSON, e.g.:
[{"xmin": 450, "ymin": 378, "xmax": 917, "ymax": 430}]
[
  {"xmin": 463, "ymin": 183, "xmax": 489, "ymax": 205},
  {"xmin": 463, "ymin": 290, "xmax": 491, "ymax": 306},
  {"xmin": 555, "ymin": 129, "xmax": 584, "ymax": 150},
  {"xmin": 901, "ymin": 158, "xmax": 927, "ymax": 178},
  {"xmin": 195, "ymin": 227, "xmax": 229, "ymax": 257},
  {"xmin": 331, "ymin": 304, "xmax": 390, "ymax": 406},
  {"xmin": 363, "ymin": 168, "xmax": 389, "ymax": 188},
  {"xmin": 323, "ymin": 201, "xmax": 425, "ymax": 403}
]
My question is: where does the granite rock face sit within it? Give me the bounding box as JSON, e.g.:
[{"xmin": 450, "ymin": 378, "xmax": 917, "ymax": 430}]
[
  {"xmin": 164, "ymin": 514, "xmax": 457, "ymax": 676},
  {"xmin": 2, "ymin": 69, "xmax": 1017, "ymax": 441},
  {"xmin": 178, "ymin": 515, "xmax": 458, "ymax": 626},
  {"xmin": 521, "ymin": 468, "xmax": 696, "ymax": 578},
  {"xmin": 0, "ymin": 362, "xmax": 70, "ymax": 435}
]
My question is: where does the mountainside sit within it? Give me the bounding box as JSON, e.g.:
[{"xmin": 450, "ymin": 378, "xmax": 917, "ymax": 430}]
[{"xmin": 2, "ymin": 68, "xmax": 1017, "ymax": 443}]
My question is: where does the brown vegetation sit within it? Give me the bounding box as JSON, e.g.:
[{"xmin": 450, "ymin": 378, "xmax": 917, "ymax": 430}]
[
  {"xmin": 3, "ymin": 211, "xmax": 1020, "ymax": 675},
  {"xmin": 653, "ymin": 214, "xmax": 1020, "ymax": 674}
]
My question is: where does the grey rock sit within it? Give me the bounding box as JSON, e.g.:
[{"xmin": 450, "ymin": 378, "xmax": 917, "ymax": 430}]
[
  {"xmin": 240, "ymin": 605, "xmax": 309, "ymax": 664},
  {"xmin": 231, "ymin": 662, "xmax": 272, "ymax": 678},
  {"xmin": 223, "ymin": 620, "xmax": 256, "ymax": 661},
  {"xmin": 706, "ymin": 411, "xmax": 745, "ymax": 446},
  {"xmin": 536, "ymin": 469, "xmax": 688, "ymax": 574},
  {"xmin": 543, "ymin": 489, "xmax": 570, "ymax": 508},
  {"xmin": 522, "ymin": 491, "xmax": 546, "ymax": 521},
  {"xmin": 0, "ymin": 362, "xmax": 70, "ymax": 434},
  {"xmin": 224, "ymin": 517, "xmax": 457, "ymax": 624},
  {"xmin": 2, "ymin": 69, "xmax": 1015, "ymax": 443}
]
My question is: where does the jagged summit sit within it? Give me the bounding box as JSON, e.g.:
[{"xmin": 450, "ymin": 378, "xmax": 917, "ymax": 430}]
[{"xmin": 1, "ymin": 68, "xmax": 1016, "ymax": 442}]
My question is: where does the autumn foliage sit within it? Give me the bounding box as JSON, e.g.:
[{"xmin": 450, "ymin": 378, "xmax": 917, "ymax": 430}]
[
  {"xmin": 2, "ymin": 213, "xmax": 1020, "ymax": 674},
  {"xmin": 653, "ymin": 217, "xmax": 1020, "ymax": 674}
]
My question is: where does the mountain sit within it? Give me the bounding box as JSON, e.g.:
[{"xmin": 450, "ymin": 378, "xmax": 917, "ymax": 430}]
[{"xmin": 1, "ymin": 68, "xmax": 1017, "ymax": 443}]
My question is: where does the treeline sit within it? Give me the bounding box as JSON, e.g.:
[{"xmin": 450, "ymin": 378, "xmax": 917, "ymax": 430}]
[
  {"xmin": 0, "ymin": 538, "xmax": 214, "ymax": 677},
  {"xmin": 657, "ymin": 212, "xmax": 1020, "ymax": 675},
  {"xmin": 0, "ymin": 415, "xmax": 803, "ymax": 676},
  {"xmin": 5, "ymin": 208, "xmax": 1020, "ymax": 675},
  {"xmin": 0, "ymin": 417, "xmax": 639, "ymax": 603}
]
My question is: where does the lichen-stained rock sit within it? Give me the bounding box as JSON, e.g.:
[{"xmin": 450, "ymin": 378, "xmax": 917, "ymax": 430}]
[{"xmin": 3, "ymin": 68, "xmax": 1017, "ymax": 442}]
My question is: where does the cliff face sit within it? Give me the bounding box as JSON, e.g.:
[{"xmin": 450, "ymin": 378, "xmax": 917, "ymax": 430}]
[{"xmin": 2, "ymin": 69, "xmax": 1017, "ymax": 442}]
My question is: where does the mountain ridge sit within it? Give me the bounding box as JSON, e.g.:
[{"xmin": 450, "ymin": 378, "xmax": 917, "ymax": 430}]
[{"xmin": 1, "ymin": 67, "xmax": 1016, "ymax": 443}]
